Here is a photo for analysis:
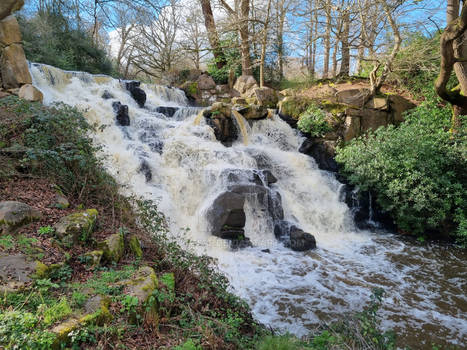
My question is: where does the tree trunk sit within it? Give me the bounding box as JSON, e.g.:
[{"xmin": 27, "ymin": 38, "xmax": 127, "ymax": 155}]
[
  {"xmin": 199, "ymin": 0, "xmax": 226, "ymax": 69},
  {"xmin": 332, "ymin": 39, "xmax": 338, "ymax": 78},
  {"xmin": 276, "ymin": 1, "xmax": 286, "ymax": 80},
  {"xmin": 323, "ymin": 1, "xmax": 331, "ymax": 78},
  {"xmin": 339, "ymin": 10, "xmax": 350, "ymax": 76},
  {"xmin": 260, "ymin": 0, "xmax": 272, "ymax": 87}
]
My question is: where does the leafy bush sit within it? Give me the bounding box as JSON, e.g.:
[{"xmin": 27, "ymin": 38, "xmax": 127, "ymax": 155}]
[
  {"xmin": 297, "ymin": 105, "xmax": 332, "ymax": 137},
  {"xmin": 336, "ymin": 101, "xmax": 466, "ymax": 244},
  {"xmin": 207, "ymin": 39, "xmax": 242, "ymax": 84}
]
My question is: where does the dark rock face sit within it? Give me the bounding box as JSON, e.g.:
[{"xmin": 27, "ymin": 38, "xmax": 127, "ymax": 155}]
[
  {"xmin": 155, "ymin": 106, "xmax": 178, "ymax": 118},
  {"xmin": 112, "ymin": 102, "xmax": 130, "ymax": 126},
  {"xmin": 207, "ymin": 191, "xmax": 245, "ymax": 240},
  {"xmin": 125, "ymin": 81, "xmax": 146, "ymax": 108},
  {"xmin": 204, "ymin": 111, "xmax": 238, "ymax": 146},
  {"xmin": 289, "ymin": 226, "xmax": 316, "ymax": 251},
  {"xmin": 102, "ymin": 90, "xmax": 114, "ymax": 100},
  {"xmin": 299, "ymin": 139, "xmax": 338, "ymax": 172},
  {"xmin": 278, "ymin": 112, "xmax": 298, "ymax": 128},
  {"xmin": 139, "ymin": 160, "xmax": 152, "ymax": 182}
]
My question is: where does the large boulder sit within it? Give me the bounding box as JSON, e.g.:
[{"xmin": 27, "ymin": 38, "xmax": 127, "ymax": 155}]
[
  {"xmin": 1, "ymin": 43, "xmax": 32, "ymax": 88},
  {"xmin": 343, "ymin": 115, "xmax": 361, "ymax": 142},
  {"xmin": 18, "ymin": 84, "xmax": 43, "ymax": 103},
  {"xmin": 299, "ymin": 139, "xmax": 338, "ymax": 172},
  {"xmin": 0, "ymin": 15, "xmax": 21, "ymax": 46},
  {"xmin": 346, "ymin": 108, "xmax": 389, "ymax": 133},
  {"xmin": 0, "ymin": 0, "xmax": 24, "ymax": 21},
  {"xmin": 112, "ymin": 101, "xmax": 130, "ymax": 126},
  {"xmin": 0, "ymin": 254, "xmax": 45, "ymax": 292},
  {"xmin": 197, "ymin": 73, "xmax": 216, "ymax": 90},
  {"xmin": 0, "ymin": 201, "xmax": 41, "ymax": 234},
  {"xmin": 289, "ymin": 226, "xmax": 316, "ymax": 251},
  {"xmin": 125, "ymin": 81, "xmax": 146, "ymax": 108},
  {"xmin": 207, "ymin": 191, "xmax": 245, "ymax": 239},
  {"xmin": 336, "ymin": 88, "xmax": 370, "ymax": 108},
  {"xmin": 54, "ymin": 209, "xmax": 98, "ymax": 247},
  {"xmin": 98, "ymin": 233, "xmax": 124, "ymax": 263},
  {"xmin": 203, "ymin": 103, "xmax": 238, "ymax": 145},
  {"xmin": 389, "ymin": 95, "xmax": 416, "ymax": 124},
  {"xmin": 233, "ymin": 75, "xmax": 258, "ymax": 95},
  {"xmin": 278, "ymin": 95, "xmax": 312, "ymax": 121},
  {"xmin": 251, "ymin": 87, "xmax": 278, "ymax": 108},
  {"xmin": 235, "ymin": 104, "xmax": 268, "ymax": 120}
]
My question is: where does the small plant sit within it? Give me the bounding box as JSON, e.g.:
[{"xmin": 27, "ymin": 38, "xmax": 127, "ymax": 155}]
[
  {"xmin": 120, "ymin": 295, "xmax": 139, "ymax": 321},
  {"xmin": 0, "ymin": 235, "xmax": 14, "ymax": 250},
  {"xmin": 71, "ymin": 291, "xmax": 87, "ymax": 308},
  {"xmin": 37, "ymin": 226, "xmax": 54, "ymax": 235},
  {"xmin": 297, "ymin": 105, "xmax": 332, "ymax": 137},
  {"xmin": 42, "ymin": 298, "xmax": 72, "ymax": 326}
]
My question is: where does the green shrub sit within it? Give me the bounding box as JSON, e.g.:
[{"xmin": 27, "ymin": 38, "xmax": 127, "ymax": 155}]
[
  {"xmin": 336, "ymin": 101, "xmax": 466, "ymax": 244},
  {"xmin": 297, "ymin": 105, "xmax": 332, "ymax": 137}
]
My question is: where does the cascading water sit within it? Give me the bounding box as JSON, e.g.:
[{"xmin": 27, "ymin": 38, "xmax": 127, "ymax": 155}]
[{"xmin": 30, "ymin": 63, "xmax": 466, "ymax": 349}]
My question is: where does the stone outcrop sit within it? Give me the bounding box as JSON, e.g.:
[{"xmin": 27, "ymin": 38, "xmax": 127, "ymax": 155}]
[
  {"xmin": 202, "ymin": 103, "xmax": 238, "ymax": 145},
  {"xmin": 233, "ymin": 75, "xmax": 258, "ymax": 96},
  {"xmin": 0, "ymin": 254, "xmax": 46, "ymax": 292},
  {"xmin": 112, "ymin": 101, "xmax": 130, "ymax": 126},
  {"xmin": 0, "ymin": 201, "xmax": 41, "ymax": 234},
  {"xmin": 0, "ymin": 6, "xmax": 32, "ymax": 90},
  {"xmin": 250, "ymin": 87, "xmax": 278, "ymax": 108},
  {"xmin": 125, "ymin": 81, "xmax": 146, "ymax": 108},
  {"xmin": 98, "ymin": 232, "xmax": 124, "ymax": 263},
  {"xmin": 289, "ymin": 226, "xmax": 316, "ymax": 251},
  {"xmin": 54, "ymin": 209, "xmax": 98, "ymax": 247},
  {"xmin": 18, "ymin": 84, "xmax": 43, "ymax": 102}
]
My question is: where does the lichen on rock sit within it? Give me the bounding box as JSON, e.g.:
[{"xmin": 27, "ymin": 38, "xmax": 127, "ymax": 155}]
[
  {"xmin": 54, "ymin": 209, "xmax": 98, "ymax": 247},
  {"xmin": 98, "ymin": 232, "xmax": 124, "ymax": 263}
]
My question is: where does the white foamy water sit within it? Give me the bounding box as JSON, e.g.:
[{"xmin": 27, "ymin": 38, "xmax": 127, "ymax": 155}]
[{"xmin": 30, "ymin": 63, "xmax": 467, "ymax": 349}]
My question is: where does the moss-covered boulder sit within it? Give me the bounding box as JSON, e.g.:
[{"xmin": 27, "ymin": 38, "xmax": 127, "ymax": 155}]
[
  {"xmin": 278, "ymin": 96, "xmax": 312, "ymax": 120},
  {"xmin": 0, "ymin": 254, "xmax": 49, "ymax": 292},
  {"xmin": 54, "ymin": 209, "xmax": 98, "ymax": 247},
  {"xmin": 81, "ymin": 295, "xmax": 112, "ymax": 326},
  {"xmin": 84, "ymin": 250, "xmax": 103, "ymax": 267},
  {"xmin": 125, "ymin": 266, "xmax": 159, "ymax": 326},
  {"xmin": 128, "ymin": 235, "xmax": 143, "ymax": 258},
  {"xmin": 0, "ymin": 201, "xmax": 41, "ymax": 234},
  {"xmin": 251, "ymin": 87, "xmax": 278, "ymax": 108},
  {"xmin": 51, "ymin": 318, "xmax": 80, "ymax": 349},
  {"xmin": 98, "ymin": 232, "xmax": 124, "ymax": 263}
]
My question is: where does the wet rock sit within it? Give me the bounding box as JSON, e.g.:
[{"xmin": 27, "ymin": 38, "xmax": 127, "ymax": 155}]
[
  {"xmin": 204, "ymin": 104, "xmax": 238, "ymax": 146},
  {"xmin": 299, "ymin": 139, "xmax": 338, "ymax": 172},
  {"xmin": 230, "ymin": 237, "xmax": 252, "ymax": 250},
  {"xmin": 101, "ymin": 90, "xmax": 114, "ymax": 99},
  {"xmin": 207, "ymin": 191, "xmax": 245, "ymax": 238},
  {"xmin": 289, "ymin": 226, "xmax": 316, "ymax": 251},
  {"xmin": 0, "ymin": 201, "xmax": 41, "ymax": 234},
  {"xmin": 261, "ymin": 248, "xmax": 271, "ymax": 253},
  {"xmin": 98, "ymin": 232, "xmax": 124, "ymax": 263},
  {"xmin": 139, "ymin": 160, "xmax": 152, "ymax": 182},
  {"xmin": 155, "ymin": 106, "xmax": 178, "ymax": 118},
  {"xmin": 112, "ymin": 101, "xmax": 130, "ymax": 126},
  {"xmin": 256, "ymin": 169, "xmax": 277, "ymax": 186},
  {"xmin": 125, "ymin": 266, "xmax": 159, "ymax": 326},
  {"xmin": 125, "ymin": 81, "xmax": 146, "ymax": 108},
  {"xmin": 54, "ymin": 209, "xmax": 98, "ymax": 247}
]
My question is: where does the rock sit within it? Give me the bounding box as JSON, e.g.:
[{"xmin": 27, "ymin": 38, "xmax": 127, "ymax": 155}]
[
  {"xmin": 278, "ymin": 95, "xmax": 312, "ymax": 121},
  {"xmin": 365, "ymin": 96, "xmax": 388, "ymax": 110},
  {"xmin": 261, "ymin": 248, "xmax": 271, "ymax": 253},
  {"xmin": 252, "ymin": 87, "xmax": 278, "ymax": 108},
  {"xmin": 235, "ymin": 104, "xmax": 268, "ymax": 120},
  {"xmin": 0, "ymin": 201, "xmax": 41, "ymax": 234},
  {"xmin": 0, "ymin": 254, "xmax": 45, "ymax": 292},
  {"xmin": 289, "ymin": 226, "xmax": 316, "ymax": 251},
  {"xmin": 155, "ymin": 106, "xmax": 178, "ymax": 118},
  {"xmin": 0, "ymin": 0, "xmax": 24, "ymax": 21},
  {"xmin": 1, "ymin": 43, "xmax": 32, "ymax": 89},
  {"xmin": 274, "ymin": 220, "xmax": 292, "ymax": 238},
  {"xmin": 180, "ymin": 81, "xmax": 199, "ymax": 102},
  {"xmin": 204, "ymin": 105, "xmax": 237, "ymax": 145},
  {"xmin": 54, "ymin": 209, "xmax": 98, "ymax": 247},
  {"xmin": 112, "ymin": 101, "xmax": 130, "ymax": 126},
  {"xmin": 230, "ymin": 237, "xmax": 252, "ymax": 250},
  {"xmin": 83, "ymin": 250, "xmax": 103, "ymax": 267},
  {"xmin": 51, "ymin": 318, "xmax": 80, "ymax": 350},
  {"xmin": 81, "ymin": 295, "xmax": 112, "ymax": 326},
  {"xmin": 18, "ymin": 84, "xmax": 43, "ymax": 102},
  {"xmin": 0, "ymin": 15, "xmax": 21, "ymax": 46},
  {"xmin": 336, "ymin": 88, "xmax": 370, "ymax": 108},
  {"xmin": 197, "ymin": 73, "xmax": 216, "ymax": 90},
  {"xmin": 279, "ymin": 88, "xmax": 296, "ymax": 97},
  {"xmin": 343, "ymin": 115, "xmax": 361, "ymax": 142},
  {"xmin": 207, "ymin": 191, "xmax": 245, "ymax": 239},
  {"xmin": 101, "ymin": 90, "xmax": 114, "ymax": 99},
  {"xmin": 139, "ymin": 160, "xmax": 152, "ymax": 182},
  {"xmin": 125, "ymin": 266, "xmax": 159, "ymax": 326},
  {"xmin": 389, "ymin": 95, "xmax": 416, "ymax": 124},
  {"xmin": 53, "ymin": 192, "xmax": 69, "ymax": 209},
  {"xmin": 299, "ymin": 139, "xmax": 338, "ymax": 172},
  {"xmin": 0, "ymin": 91, "xmax": 9, "ymax": 99},
  {"xmin": 232, "ymin": 97, "xmax": 247, "ymax": 105},
  {"xmin": 125, "ymin": 81, "xmax": 146, "ymax": 108},
  {"xmin": 359, "ymin": 109, "xmax": 389, "ymax": 133},
  {"xmin": 98, "ymin": 232, "xmax": 124, "ymax": 263},
  {"xmin": 233, "ymin": 75, "xmax": 258, "ymax": 95},
  {"xmin": 259, "ymin": 169, "xmax": 277, "ymax": 185},
  {"xmin": 128, "ymin": 235, "xmax": 143, "ymax": 258}
]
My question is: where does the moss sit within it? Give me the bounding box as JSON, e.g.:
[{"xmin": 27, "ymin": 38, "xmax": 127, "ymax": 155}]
[
  {"xmin": 98, "ymin": 232, "xmax": 124, "ymax": 263},
  {"xmin": 34, "ymin": 261, "xmax": 49, "ymax": 279},
  {"xmin": 84, "ymin": 250, "xmax": 103, "ymax": 266},
  {"xmin": 54, "ymin": 209, "xmax": 98, "ymax": 246},
  {"xmin": 278, "ymin": 96, "xmax": 313, "ymax": 120},
  {"xmin": 129, "ymin": 235, "xmax": 143, "ymax": 258},
  {"xmin": 321, "ymin": 101, "xmax": 348, "ymax": 116},
  {"xmin": 51, "ymin": 318, "xmax": 80, "ymax": 350}
]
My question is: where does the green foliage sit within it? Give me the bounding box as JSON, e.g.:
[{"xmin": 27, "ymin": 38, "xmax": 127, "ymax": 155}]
[
  {"xmin": 174, "ymin": 339, "xmax": 203, "ymax": 350},
  {"xmin": 120, "ymin": 295, "xmax": 139, "ymax": 315},
  {"xmin": 37, "ymin": 226, "xmax": 54, "ymax": 235},
  {"xmin": 297, "ymin": 105, "xmax": 332, "ymax": 137},
  {"xmin": 42, "ymin": 297, "xmax": 72, "ymax": 326},
  {"xmin": 207, "ymin": 37, "xmax": 242, "ymax": 84},
  {"xmin": 0, "ymin": 96, "xmax": 119, "ymax": 202},
  {"xmin": 336, "ymin": 101, "xmax": 467, "ymax": 244},
  {"xmin": 256, "ymin": 335, "xmax": 303, "ymax": 350},
  {"xmin": 19, "ymin": 10, "xmax": 113, "ymax": 75},
  {"xmin": 0, "ymin": 235, "xmax": 14, "ymax": 250},
  {"xmin": 71, "ymin": 291, "xmax": 87, "ymax": 308}
]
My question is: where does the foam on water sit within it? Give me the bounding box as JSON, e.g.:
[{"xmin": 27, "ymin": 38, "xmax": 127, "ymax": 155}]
[{"xmin": 30, "ymin": 63, "xmax": 467, "ymax": 349}]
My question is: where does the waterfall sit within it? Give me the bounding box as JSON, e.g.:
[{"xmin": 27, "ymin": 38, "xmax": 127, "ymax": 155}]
[{"xmin": 29, "ymin": 63, "xmax": 467, "ymax": 349}]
